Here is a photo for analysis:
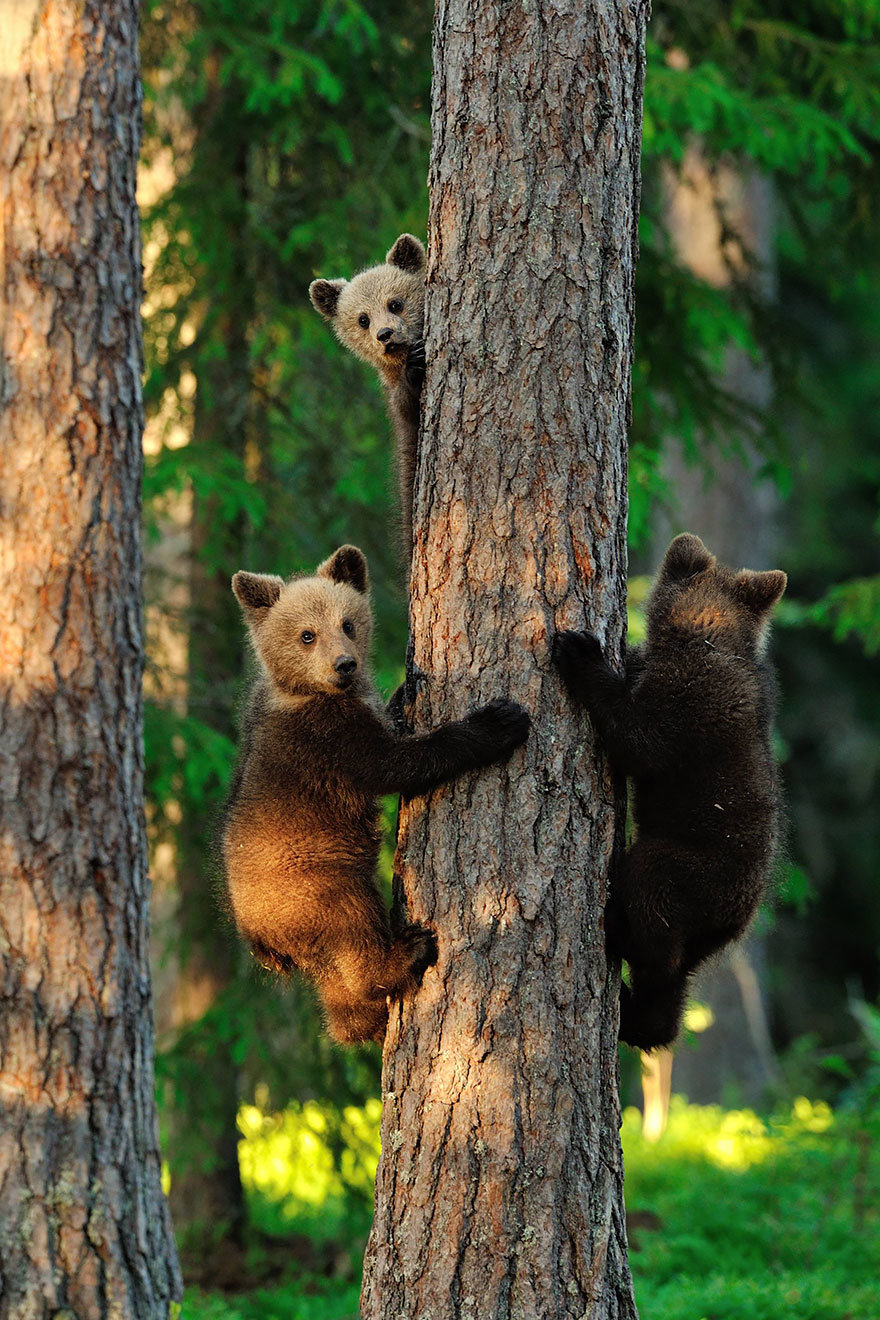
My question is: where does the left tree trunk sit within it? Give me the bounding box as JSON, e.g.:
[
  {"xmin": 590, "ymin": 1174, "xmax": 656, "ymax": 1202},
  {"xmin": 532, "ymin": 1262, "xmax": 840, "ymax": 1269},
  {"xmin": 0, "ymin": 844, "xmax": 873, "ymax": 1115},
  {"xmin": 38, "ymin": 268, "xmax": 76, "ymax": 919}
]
[{"xmin": 0, "ymin": 2, "xmax": 182, "ymax": 1313}]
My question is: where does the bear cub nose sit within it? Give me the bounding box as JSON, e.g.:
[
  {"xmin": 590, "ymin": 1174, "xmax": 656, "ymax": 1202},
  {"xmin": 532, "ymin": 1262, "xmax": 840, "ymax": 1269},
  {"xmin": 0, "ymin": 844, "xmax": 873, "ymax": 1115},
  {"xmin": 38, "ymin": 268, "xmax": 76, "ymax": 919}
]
[
  {"xmin": 335, "ymin": 655, "xmax": 357, "ymax": 675},
  {"xmin": 376, "ymin": 327, "xmax": 394, "ymax": 343}
]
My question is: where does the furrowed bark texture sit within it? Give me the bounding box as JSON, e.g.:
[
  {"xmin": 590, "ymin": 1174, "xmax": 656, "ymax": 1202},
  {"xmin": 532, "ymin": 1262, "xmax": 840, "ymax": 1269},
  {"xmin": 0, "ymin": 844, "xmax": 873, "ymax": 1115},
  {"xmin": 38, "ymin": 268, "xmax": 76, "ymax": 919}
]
[
  {"xmin": 0, "ymin": 2, "xmax": 183, "ymax": 1315},
  {"xmin": 362, "ymin": 3, "xmax": 647, "ymax": 1318}
]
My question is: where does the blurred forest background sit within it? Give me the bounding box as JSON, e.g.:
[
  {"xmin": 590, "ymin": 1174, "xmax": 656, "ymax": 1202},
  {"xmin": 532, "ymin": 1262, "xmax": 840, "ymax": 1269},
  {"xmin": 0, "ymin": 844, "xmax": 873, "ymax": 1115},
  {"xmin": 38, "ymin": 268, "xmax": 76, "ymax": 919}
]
[{"xmin": 137, "ymin": 1, "xmax": 880, "ymax": 1315}]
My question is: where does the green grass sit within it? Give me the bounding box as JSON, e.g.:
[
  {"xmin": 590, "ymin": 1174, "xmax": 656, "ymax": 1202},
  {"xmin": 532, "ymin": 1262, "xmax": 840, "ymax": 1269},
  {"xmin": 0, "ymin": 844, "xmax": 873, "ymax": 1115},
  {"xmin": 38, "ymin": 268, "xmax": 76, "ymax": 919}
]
[
  {"xmin": 182, "ymin": 1279, "xmax": 360, "ymax": 1320},
  {"xmin": 181, "ymin": 1094, "xmax": 880, "ymax": 1319},
  {"xmin": 625, "ymin": 1097, "xmax": 880, "ymax": 1319}
]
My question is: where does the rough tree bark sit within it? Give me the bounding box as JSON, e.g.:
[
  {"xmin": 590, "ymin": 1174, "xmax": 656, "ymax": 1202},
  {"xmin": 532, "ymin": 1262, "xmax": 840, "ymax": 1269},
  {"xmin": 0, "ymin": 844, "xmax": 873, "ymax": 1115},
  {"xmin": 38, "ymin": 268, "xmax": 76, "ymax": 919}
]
[
  {"xmin": 0, "ymin": 2, "xmax": 182, "ymax": 1314},
  {"xmin": 362, "ymin": 2, "xmax": 648, "ymax": 1317}
]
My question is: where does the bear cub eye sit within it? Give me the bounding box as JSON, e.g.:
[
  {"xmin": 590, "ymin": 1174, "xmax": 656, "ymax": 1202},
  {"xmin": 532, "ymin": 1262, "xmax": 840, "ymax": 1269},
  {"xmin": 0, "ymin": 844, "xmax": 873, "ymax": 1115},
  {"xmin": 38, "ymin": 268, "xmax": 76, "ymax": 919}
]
[
  {"xmin": 387, "ymin": 298, "xmax": 404, "ymax": 315},
  {"xmin": 358, "ymin": 313, "xmax": 370, "ymax": 329},
  {"xmin": 342, "ymin": 619, "xmax": 355, "ymax": 639},
  {"xmin": 301, "ymin": 630, "xmax": 316, "ymax": 645}
]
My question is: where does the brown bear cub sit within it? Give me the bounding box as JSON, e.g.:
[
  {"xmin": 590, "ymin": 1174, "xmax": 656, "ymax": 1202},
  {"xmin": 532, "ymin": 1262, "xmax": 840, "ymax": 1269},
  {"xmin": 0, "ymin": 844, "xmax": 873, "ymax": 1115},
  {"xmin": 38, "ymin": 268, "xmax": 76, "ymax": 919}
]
[
  {"xmin": 223, "ymin": 544, "xmax": 530, "ymax": 1045},
  {"xmin": 309, "ymin": 235, "xmax": 426, "ymax": 548},
  {"xmin": 553, "ymin": 533, "xmax": 786, "ymax": 1051}
]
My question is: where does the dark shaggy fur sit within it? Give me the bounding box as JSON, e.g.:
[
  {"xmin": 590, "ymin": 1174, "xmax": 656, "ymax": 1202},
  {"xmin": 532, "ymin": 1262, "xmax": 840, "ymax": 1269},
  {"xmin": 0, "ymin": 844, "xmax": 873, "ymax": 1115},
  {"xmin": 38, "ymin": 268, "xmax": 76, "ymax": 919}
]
[
  {"xmin": 309, "ymin": 234, "xmax": 426, "ymax": 552},
  {"xmin": 223, "ymin": 544, "xmax": 530, "ymax": 1045},
  {"xmin": 553, "ymin": 533, "xmax": 786, "ymax": 1051}
]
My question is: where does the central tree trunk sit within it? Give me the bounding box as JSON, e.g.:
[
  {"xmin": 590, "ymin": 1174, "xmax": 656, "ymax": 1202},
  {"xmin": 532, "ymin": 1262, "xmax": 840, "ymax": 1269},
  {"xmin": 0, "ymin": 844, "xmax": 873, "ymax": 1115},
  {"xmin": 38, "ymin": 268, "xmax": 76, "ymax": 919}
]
[{"xmin": 362, "ymin": 2, "xmax": 648, "ymax": 1317}]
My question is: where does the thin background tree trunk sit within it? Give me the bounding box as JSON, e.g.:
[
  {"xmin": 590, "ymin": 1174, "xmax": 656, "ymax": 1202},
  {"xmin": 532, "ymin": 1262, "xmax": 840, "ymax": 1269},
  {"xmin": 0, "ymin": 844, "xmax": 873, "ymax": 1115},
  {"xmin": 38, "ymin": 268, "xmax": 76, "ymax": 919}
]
[
  {"xmin": 0, "ymin": 1, "xmax": 182, "ymax": 1313},
  {"xmin": 362, "ymin": 2, "xmax": 648, "ymax": 1316},
  {"xmin": 165, "ymin": 126, "xmax": 252, "ymax": 1273},
  {"xmin": 654, "ymin": 150, "xmax": 780, "ymax": 1108}
]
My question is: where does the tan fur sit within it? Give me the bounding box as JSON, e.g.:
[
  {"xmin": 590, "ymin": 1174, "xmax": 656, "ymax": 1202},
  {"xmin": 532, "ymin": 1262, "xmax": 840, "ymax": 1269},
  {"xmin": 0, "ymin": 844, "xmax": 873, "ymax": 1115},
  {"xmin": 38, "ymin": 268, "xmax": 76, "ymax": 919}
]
[
  {"xmin": 331, "ymin": 262, "xmax": 424, "ymax": 383},
  {"xmin": 250, "ymin": 577, "xmax": 374, "ymax": 699},
  {"xmin": 309, "ymin": 235, "xmax": 427, "ymax": 549},
  {"xmin": 224, "ymin": 546, "xmax": 419, "ymax": 1043}
]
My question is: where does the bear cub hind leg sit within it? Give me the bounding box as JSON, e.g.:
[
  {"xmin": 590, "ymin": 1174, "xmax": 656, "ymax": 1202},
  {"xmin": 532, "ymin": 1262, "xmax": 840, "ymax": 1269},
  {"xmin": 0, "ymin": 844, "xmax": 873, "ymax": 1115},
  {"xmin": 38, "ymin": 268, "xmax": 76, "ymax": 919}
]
[{"xmin": 320, "ymin": 924, "xmax": 438, "ymax": 1045}]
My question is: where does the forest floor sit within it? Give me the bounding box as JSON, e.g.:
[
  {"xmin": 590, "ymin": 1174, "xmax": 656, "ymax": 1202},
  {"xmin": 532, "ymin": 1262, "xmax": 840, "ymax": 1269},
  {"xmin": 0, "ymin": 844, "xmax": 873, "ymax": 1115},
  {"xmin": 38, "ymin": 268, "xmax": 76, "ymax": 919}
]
[{"xmin": 182, "ymin": 1095, "xmax": 880, "ymax": 1320}]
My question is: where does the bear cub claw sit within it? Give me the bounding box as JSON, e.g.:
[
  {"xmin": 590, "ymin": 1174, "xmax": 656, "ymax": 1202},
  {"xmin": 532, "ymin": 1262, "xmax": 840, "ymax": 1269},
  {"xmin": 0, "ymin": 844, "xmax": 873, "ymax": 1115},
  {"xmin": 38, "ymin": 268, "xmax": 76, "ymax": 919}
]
[{"xmin": 405, "ymin": 338, "xmax": 426, "ymax": 389}]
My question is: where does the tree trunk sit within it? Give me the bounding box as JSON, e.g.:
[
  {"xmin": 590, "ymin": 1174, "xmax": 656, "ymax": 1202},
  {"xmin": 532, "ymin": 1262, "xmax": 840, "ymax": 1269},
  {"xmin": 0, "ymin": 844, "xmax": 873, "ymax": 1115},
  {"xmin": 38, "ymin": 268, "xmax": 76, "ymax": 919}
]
[
  {"xmin": 362, "ymin": 3, "xmax": 648, "ymax": 1317},
  {"xmin": 165, "ymin": 139, "xmax": 251, "ymax": 1272},
  {"xmin": 0, "ymin": 2, "xmax": 182, "ymax": 1314}
]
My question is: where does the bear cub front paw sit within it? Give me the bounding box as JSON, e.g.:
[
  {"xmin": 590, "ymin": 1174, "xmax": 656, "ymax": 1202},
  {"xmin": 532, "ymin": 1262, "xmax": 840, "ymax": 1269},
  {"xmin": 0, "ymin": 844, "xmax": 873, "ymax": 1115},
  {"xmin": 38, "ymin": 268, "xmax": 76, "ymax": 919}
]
[
  {"xmin": 552, "ymin": 629, "xmax": 604, "ymax": 685},
  {"xmin": 464, "ymin": 698, "xmax": 531, "ymax": 754}
]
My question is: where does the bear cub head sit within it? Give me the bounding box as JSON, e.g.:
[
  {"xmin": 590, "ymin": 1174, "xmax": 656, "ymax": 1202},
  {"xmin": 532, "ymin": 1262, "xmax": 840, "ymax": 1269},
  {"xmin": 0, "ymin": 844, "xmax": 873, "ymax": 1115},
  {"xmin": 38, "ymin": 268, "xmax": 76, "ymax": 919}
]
[
  {"xmin": 232, "ymin": 546, "xmax": 373, "ymax": 699},
  {"xmin": 309, "ymin": 234, "xmax": 426, "ymax": 379},
  {"xmin": 648, "ymin": 532, "xmax": 787, "ymax": 656}
]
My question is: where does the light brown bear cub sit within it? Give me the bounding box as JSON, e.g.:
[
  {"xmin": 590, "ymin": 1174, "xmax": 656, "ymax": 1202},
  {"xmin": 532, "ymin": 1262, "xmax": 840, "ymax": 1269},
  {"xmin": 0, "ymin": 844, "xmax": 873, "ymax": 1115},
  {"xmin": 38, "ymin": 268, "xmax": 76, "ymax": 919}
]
[
  {"xmin": 309, "ymin": 235, "xmax": 426, "ymax": 548},
  {"xmin": 223, "ymin": 544, "xmax": 530, "ymax": 1044}
]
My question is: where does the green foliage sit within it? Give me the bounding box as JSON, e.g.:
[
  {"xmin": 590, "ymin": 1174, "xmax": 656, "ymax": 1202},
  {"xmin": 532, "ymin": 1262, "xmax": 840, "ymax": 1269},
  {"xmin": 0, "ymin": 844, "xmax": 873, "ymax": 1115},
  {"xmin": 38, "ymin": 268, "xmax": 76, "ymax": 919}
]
[
  {"xmin": 143, "ymin": 448, "xmax": 267, "ymax": 561},
  {"xmin": 643, "ymin": 39, "xmax": 868, "ymax": 178},
  {"xmin": 144, "ymin": 702, "xmax": 237, "ymax": 828},
  {"xmin": 629, "ymin": 0, "xmax": 880, "ymax": 545},
  {"xmin": 183, "ymin": 1278, "xmax": 360, "ymax": 1320},
  {"xmin": 782, "ymin": 576, "xmax": 880, "ymax": 656},
  {"xmin": 237, "ymin": 1099, "xmax": 380, "ymax": 1234}
]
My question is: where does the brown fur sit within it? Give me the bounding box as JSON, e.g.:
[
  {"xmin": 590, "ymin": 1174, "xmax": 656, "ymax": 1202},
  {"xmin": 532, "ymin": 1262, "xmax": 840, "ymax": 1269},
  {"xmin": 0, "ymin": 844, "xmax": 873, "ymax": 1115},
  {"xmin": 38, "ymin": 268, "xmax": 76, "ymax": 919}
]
[
  {"xmin": 553, "ymin": 534, "xmax": 787, "ymax": 1051},
  {"xmin": 309, "ymin": 235, "xmax": 426, "ymax": 550},
  {"xmin": 223, "ymin": 544, "xmax": 531, "ymax": 1044}
]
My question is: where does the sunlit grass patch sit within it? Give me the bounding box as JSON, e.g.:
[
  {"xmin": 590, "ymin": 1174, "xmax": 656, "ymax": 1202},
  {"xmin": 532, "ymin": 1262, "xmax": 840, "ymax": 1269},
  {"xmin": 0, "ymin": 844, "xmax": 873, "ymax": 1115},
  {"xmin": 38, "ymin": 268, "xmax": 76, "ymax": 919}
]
[{"xmin": 623, "ymin": 1094, "xmax": 833, "ymax": 1173}]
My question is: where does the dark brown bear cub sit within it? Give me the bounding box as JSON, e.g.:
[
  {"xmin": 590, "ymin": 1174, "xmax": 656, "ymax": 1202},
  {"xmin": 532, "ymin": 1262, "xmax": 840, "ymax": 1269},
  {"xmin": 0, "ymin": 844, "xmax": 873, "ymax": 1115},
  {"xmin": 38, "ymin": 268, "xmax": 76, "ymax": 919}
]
[
  {"xmin": 553, "ymin": 533, "xmax": 786, "ymax": 1051},
  {"xmin": 223, "ymin": 544, "xmax": 530, "ymax": 1045}
]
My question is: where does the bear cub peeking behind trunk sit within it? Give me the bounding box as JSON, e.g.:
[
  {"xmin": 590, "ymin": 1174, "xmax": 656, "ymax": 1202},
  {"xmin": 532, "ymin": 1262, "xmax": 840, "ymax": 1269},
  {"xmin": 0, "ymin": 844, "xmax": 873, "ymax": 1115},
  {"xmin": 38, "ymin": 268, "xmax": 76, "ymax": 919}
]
[
  {"xmin": 309, "ymin": 235, "xmax": 426, "ymax": 552},
  {"xmin": 553, "ymin": 533, "xmax": 786, "ymax": 1052},
  {"xmin": 223, "ymin": 544, "xmax": 531, "ymax": 1045}
]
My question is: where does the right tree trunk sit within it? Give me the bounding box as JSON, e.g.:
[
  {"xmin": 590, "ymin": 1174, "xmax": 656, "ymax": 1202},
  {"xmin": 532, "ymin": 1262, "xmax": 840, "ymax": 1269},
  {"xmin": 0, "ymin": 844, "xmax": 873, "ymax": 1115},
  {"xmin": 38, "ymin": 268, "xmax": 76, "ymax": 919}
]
[{"xmin": 362, "ymin": 2, "xmax": 648, "ymax": 1317}]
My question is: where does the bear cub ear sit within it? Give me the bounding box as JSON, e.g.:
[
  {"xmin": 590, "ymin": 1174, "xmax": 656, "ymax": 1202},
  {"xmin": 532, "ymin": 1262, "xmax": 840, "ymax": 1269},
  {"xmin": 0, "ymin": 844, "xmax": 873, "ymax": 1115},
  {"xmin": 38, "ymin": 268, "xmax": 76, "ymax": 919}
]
[
  {"xmin": 660, "ymin": 533, "xmax": 716, "ymax": 583},
  {"xmin": 309, "ymin": 278, "xmax": 347, "ymax": 320},
  {"xmin": 734, "ymin": 569, "xmax": 787, "ymax": 614},
  {"xmin": 317, "ymin": 545, "xmax": 369, "ymax": 595},
  {"xmin": 386, "ymin": 233, "xmax": 426, "ymax": 275},
  {"xmin": 232, "ymin": 571, "xmax": 284, "ymax": 618}
]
